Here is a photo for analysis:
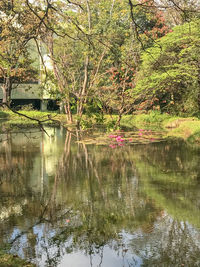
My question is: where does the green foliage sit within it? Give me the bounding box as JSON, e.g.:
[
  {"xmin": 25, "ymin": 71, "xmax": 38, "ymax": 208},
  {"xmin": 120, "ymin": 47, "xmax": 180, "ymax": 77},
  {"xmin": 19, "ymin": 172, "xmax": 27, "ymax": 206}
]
[
  {"xmin": 116, "ymin": 111, "xmax": 173, "ymax": 131},
  {"xmin": 135, "ymin": 19, "xmax": 200, "ymax": 116},
  {"xmin": 79, "ymin": 117, "xmax": 93, "ymax": 129},
  {"xmin": 133, "ymin": 0, "xmax": 171, "ymax": 48},
  {"xmin": 133, "ymin": 110, "xmax": 171, "ymax": 124},
  {"xmin": 0, "ymin": 1, "xmax": 39, "ymax": 104},
  {"xmin": 46, "ymin": 0, "xmax": 132, "ymax": 120},
  {"xmin": 105, "ymin": 118, "xmax": 117, "ymax": 131}
]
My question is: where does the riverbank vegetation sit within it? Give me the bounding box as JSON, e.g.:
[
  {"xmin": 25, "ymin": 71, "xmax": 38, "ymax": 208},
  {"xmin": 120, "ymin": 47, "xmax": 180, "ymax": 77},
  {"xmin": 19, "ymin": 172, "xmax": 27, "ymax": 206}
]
[{"xmin": 1, "ymin": 109, "xmax": 200, "ymax": 143}]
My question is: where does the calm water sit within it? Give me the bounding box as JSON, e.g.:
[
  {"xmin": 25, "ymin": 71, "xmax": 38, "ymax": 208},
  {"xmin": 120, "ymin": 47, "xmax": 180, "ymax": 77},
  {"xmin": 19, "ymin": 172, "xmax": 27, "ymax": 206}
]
[{"xmin": 0, "ymin": 127, "xmax": 200, "ymax": 267}]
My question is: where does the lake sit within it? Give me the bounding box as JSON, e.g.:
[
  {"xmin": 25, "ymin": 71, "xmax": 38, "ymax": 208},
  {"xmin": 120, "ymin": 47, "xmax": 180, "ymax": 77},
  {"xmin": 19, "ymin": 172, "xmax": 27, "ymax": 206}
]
[{"xmin": 0, "ymin": 126, "xmax": 200, "ymax": 267}]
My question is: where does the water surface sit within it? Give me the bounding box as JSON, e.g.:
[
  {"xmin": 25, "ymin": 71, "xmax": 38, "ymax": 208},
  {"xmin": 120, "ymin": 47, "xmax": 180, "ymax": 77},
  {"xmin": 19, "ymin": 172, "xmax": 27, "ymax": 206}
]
[{"xmin": 0, "ymin": 127, "xmax": 200, "ymax": 267}]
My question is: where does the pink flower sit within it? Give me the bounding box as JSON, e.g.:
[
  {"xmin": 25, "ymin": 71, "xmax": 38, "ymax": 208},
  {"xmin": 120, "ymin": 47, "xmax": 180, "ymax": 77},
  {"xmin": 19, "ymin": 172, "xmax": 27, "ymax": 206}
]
[
  {"xmin": 139, "ymin": 132, "xmax": 143, "ymax": 136},
  {"xmin": 109, "ymin": 135, "xmax": 117, "ymax": 138},
  {"xmin": 129, "ymin": 138, "xmax": 133, "ymax": 142},
  {"xmin": 118, "ymin": 143, "xmax": 124, "ymax": 146},
  {"xmin": 117, "ymin": 138, "xmax": 124, "ymax": 142},
  {"xmin": 116, "ymin": 136, "xmax": 124, "ymax": 142}
]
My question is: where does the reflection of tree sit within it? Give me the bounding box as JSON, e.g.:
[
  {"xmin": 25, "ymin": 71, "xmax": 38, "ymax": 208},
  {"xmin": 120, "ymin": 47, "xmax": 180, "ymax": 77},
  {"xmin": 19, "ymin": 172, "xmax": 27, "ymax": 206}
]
[
  {"xmin": 46, "ymin": 130, "xmax": 73, "ymax": 221},
  {"xmin": 41, "ymin": 134, "xmax": 161, "ymax": 266},
  {"xmin": 0, "ymin": 129, "xmax": 74, "ymax": 266},
  {"xmin": 0, "ymin": 129, "xmax": 160, "ymax": 266},
  {"xmin": 0, "ymin": 129, "xmax": 41, "ymax": 185},
  {"xmin": 0, "ymin": 130, "xmax": 42, "ymax": 260},
  {"xmin": 1, "ymin": 130, "xmax": 200, "ymax": 267},
  {"xmin": 128, "ymin": 217, "xmax": 200, "ymax": 266},
  {"xmin": 132, "ymin": 141, "xmax": 200, "ymax": 228},
  {"xmin": 135, "ymin": 140, "xmax": 200, "ymax": 177},
  {"xmin": 0, "ymin": 130, "xmax": 39, "ymax": 212}
]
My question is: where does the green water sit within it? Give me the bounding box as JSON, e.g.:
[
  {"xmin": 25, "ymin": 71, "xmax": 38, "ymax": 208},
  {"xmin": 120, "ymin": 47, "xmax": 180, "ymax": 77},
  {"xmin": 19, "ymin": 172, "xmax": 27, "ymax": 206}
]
[{"xmin": 0, "ymin": 127, "xmax": 200, "ymax": 267}]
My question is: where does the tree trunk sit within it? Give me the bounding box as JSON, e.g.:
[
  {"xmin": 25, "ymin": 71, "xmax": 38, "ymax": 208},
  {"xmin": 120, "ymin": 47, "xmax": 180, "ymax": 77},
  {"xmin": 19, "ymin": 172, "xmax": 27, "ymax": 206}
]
[
  {"xmin": 2, "ymin": 78, "xmax": 12, "ymax": 106},
  {"xmin": 197, "ymin": 61, "xmax": 200, "ymax": 111},
  {"xmin": 115, "ymin": 112, "xmax": 122, "ymax": 129},
  {"xmin": 64, "ymin": 100, "xmax": 73, "ymax": 123},
  {"xmin": 77, "ymin": 55, "xmax": 89, "ymax": 119},
  {"xmin": 76, "ymin": 0, "xmax": 91, "ymax": 122},
  {"xmin": 47, "ymin": 33, "xmax": 73, "ymax": 123}
]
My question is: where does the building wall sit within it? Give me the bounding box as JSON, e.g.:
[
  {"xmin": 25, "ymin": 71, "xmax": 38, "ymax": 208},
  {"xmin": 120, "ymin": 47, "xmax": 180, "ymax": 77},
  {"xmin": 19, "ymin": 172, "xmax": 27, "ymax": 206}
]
[{"xmin": 0, "ymin": 83, "xmax": 50, "ymax": 100}]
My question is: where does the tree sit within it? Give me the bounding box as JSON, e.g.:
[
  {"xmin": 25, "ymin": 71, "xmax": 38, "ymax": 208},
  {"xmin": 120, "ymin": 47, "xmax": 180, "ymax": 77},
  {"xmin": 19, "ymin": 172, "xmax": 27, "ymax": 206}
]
[
  {"xmin": 98, "ymin": 66, "xmax": 135, "ymax": 127},
  {"xmin": 94, "ymin": 0, "xmax": 171, "ymax": 126},
  {"xmin": 43, "ymin": 0, "xmax": 132, "ymax": 124},
  {"xmin": 134, "ymin": 19, "xmax": 200, "ymax": 115},
  {"xmin": 128, "ymin": 0, "xmax": 172, "ymax": 49},
  {"xmin": 0, "ymin": 0, "xmax": 63, "ymax": 107},
  {"xmin": 0, "ymin": 0, "xmax": 40, "ymax": 105}
]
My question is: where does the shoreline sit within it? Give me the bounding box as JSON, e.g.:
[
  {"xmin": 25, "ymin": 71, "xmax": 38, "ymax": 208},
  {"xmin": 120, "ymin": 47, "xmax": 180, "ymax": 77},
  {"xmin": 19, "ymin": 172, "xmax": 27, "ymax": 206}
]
[{"xmin": 0, "ymin": 110, "xmax": 200, "ymax": 144}]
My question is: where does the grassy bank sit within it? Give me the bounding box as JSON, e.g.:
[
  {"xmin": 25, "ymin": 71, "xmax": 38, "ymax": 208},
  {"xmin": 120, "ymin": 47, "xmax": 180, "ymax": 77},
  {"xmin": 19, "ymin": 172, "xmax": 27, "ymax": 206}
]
[
  {"xmin": 103, "ymin": 111, "xmax": 200, "ymax": 144},
  {"xmin": 0, "ymin": 109, "xmax": 68, "ymax": 126},
  {"xmin": 1, "ymin": 109, "xmax": 200, "ymax": 143},
  {"xmin": 119, "ymin": 112, "xmax": 200, "ymax": 143}
]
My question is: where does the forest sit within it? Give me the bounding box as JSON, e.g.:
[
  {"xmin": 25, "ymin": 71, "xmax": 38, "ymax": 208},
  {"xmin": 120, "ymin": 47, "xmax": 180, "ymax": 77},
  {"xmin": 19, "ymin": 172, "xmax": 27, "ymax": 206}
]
[{"xmin": 0, "ymin": 0, "xmax": 200, "ymax": 128}]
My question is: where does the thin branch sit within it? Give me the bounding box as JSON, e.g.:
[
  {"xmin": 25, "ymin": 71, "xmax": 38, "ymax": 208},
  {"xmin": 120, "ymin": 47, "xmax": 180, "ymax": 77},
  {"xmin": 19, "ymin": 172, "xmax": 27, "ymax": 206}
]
[
  {"xmin": 66, "ymin": 0, "xmax": 84, "ymax": 10},
  {"xmin": 34, "ymin": 37, "xmax": 48, "ymax": 80},
  {"xmin": 25, "ymin": 0, "xmax": 68, "ymax": 38}
]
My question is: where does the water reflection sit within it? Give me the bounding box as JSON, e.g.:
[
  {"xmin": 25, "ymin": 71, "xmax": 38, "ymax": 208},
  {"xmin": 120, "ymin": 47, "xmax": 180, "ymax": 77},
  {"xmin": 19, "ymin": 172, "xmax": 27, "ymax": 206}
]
[{"xmin": 0, "ymin": 127, "xmax": 200, "ymax": 266}]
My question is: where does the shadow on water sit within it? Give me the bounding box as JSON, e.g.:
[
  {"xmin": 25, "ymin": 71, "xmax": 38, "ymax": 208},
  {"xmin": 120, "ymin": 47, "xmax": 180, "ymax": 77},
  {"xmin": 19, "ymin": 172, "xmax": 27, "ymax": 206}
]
[{"xmin": 0, "ymin": 126, "xmax": 200, "ymax": 267}]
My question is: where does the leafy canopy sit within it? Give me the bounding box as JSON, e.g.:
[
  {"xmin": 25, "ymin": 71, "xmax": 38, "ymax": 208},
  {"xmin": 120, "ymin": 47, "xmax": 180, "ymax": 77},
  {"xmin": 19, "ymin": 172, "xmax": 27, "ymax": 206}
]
[{"xmin": 135, "ymin": 19, "xmax": 200, "ymax": 115}]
